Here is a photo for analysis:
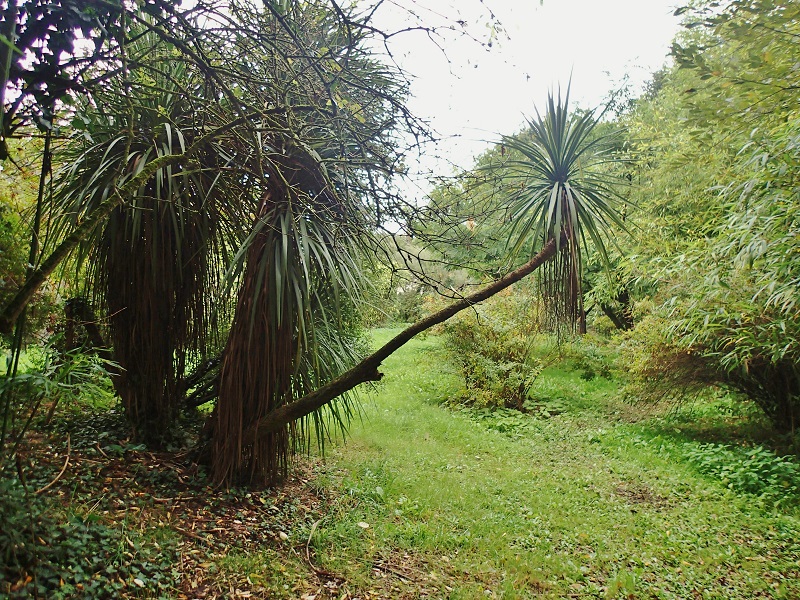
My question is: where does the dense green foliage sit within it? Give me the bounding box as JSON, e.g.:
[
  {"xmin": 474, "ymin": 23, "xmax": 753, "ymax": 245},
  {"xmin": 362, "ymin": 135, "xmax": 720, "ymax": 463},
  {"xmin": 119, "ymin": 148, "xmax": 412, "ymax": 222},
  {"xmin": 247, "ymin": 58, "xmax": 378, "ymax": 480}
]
[
  {"xmin": 0, "ymin": 145, "xmax": 58, "ymax": 342},
  {"xmin": 418, "ymin": 0, "xmax": 800, "ymax": 442},
  {"xmin": 683, "ymin": 442, "xmax": 800, "ymax": 506},
  {"xmin": 0, "ymin": 477, "xmax": 178, "ymax": 599},
  {"xmin": 3, "ymin": 0, "xmax": 800, "ymax": 595},
  {"xmin": 440, "ymin": 285, "xmax": 543, "ymax": 409},
  {"xmin": 618, "ymin": 1, "xmax": 800, "ymax": 434}
]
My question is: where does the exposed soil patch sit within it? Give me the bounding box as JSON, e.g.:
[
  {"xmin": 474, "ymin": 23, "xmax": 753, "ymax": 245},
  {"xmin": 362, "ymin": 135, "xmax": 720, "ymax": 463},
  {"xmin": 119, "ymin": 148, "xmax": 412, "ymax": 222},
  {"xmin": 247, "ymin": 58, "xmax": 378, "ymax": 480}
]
[{"xmin": 613, "ymin": 480, "xmax": 670, "ymax": 509}]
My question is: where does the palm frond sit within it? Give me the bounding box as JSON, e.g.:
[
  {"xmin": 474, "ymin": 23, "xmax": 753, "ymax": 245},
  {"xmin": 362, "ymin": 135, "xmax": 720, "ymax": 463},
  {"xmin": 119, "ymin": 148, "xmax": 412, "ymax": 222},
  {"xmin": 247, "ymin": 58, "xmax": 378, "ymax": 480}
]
[
  {"xmin": 46, "ymin": 26, "xmax": 227, "ymax": 445},
  {"xmin": 486, "ymin": 86, "xmax": 630, "ymax": 331},
  {"xmin": 211, "ymin": 192, "xmax": 367, "ymax": 485}
]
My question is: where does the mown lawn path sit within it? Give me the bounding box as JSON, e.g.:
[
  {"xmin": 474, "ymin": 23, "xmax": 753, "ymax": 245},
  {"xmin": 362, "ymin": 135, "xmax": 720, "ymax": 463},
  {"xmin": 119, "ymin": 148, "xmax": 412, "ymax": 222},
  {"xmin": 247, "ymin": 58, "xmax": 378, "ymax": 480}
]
[{"xmin": 294, "ymin": 329, "xmax": 800, "ymax": 600}]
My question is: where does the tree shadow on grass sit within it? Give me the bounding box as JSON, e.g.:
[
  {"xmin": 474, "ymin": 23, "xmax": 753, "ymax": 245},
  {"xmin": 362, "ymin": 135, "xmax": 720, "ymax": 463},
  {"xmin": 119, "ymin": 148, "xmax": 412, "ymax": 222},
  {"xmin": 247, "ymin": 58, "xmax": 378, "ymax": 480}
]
[{"xmin": 640, "ymin": 397, "xmax": 796, "ymax": 455}]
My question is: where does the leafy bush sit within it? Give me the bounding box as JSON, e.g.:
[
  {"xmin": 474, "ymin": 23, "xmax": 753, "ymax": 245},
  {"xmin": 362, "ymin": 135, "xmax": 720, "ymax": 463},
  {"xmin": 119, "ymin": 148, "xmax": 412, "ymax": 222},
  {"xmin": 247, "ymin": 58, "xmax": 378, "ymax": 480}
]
[
  {"xmin": 683, "ymin": 442, "xmax": 800, "ymax": 507},
  {"xmin": 0, "ymin": 173, "xmax": 62, "ymax": 345},
  {"xmin": 1, "ymin": 342, "xmax": 117, "ymax": 459},
  {"xmin": 642, "ymin": 121, "xmax": 800, "ymax": 433},
  {"xmin": 619, "ymin": 313, "xmax": 725, "ymax": 405},
  {"xmin": 557, "ymin": 335, "xmax": 616, "ymax": 381},
  {"xmin": 441, "ymin": 286, "xmax": 542, "ymax": 409}
]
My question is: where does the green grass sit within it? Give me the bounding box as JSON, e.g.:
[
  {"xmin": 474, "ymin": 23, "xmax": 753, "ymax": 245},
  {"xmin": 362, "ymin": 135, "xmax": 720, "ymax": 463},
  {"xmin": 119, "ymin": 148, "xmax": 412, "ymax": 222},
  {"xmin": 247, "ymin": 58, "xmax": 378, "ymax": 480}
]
[
  {"xmin": 10, "ymin": 328, "xmax": 798, "ymax": 599},
  {"xmin": 297, "ymin": 328, "xmax": 800, "ymax": 599}
]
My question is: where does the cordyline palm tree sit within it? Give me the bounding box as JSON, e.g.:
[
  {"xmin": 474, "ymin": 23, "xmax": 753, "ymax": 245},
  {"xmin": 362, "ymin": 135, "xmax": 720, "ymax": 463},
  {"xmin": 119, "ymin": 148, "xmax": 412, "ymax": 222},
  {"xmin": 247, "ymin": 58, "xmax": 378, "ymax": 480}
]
[
  {"xmin": 496, "ymin": 87, "xmax": 627, "ymax": 332},
  {"xmin": 206, "ymin": 0, "xmax": 404, "ymax": 487},
  {"xmin": 50, "ymin": 32, "xmax": 226, "ymax": 446},
  {"xmin": 209, "ymin": 136, "xmax": 367, "ymax": 485}
]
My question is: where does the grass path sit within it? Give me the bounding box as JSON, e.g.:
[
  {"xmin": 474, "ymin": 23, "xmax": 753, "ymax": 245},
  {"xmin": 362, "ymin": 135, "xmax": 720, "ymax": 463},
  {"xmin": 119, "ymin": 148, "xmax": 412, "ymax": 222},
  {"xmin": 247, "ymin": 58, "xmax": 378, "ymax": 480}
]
[{"xmin": 274, "ymin": 328, "xmax": 800, "ymax": 599}]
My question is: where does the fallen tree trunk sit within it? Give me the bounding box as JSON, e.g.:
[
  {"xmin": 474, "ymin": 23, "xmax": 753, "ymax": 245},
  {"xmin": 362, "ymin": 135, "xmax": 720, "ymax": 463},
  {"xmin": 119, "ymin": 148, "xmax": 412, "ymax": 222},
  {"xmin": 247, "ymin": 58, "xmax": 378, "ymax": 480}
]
[{"xmin": 240, "ymin": 235, "xmax": 561, "ymax": 447}]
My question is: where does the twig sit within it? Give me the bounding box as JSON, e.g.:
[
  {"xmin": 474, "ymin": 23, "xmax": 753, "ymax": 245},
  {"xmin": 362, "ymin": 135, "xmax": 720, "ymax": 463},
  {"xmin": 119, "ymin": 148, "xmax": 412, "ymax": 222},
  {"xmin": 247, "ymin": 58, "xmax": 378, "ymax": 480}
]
[
  {"xmin": 36, "ymin": 435, "xmax": 70, "ymax": 495},
  {"xmin": 174, "ymin": 525, "xmax": 214, "ymax": 545},
  {"xmin": 372, "ymin": 560, "xmax": 411, "ymax": 582},
  {"xmin": 294, "ymin": 519, "xmax": 339, "ymax": 580},
  {"xmin": 292, "ymin": 546, "xmax": 339, "ymax": 580},
  {"xmin": 306, "ymin": 518, "xmax": 323, "ymax": 564}
]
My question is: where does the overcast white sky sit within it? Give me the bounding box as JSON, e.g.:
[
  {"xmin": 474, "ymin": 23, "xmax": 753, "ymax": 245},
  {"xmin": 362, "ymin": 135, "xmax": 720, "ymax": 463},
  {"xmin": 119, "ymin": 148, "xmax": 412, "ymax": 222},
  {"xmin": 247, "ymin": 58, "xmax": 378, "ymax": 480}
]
[{"xmin": 368, "ymin": 0, "xmax": 683, "ymax": 187}]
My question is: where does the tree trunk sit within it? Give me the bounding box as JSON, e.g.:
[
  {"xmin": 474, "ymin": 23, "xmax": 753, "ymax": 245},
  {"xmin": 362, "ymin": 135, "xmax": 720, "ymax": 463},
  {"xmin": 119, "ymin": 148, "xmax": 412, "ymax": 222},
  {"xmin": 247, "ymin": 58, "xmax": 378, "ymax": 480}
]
[
  {"xmin": 64, "ymin": 298, "xmax": 110, "ymax": 357},
  {"xmin": 578, "ymin": 309, "xmax": 587, "ymax": 335},
  {"xmin": 599, "ymin": 289, "xmax": 634, "ymax": 331},
  {"xmin": 599, "ymin": 304, "xmax": 627, "ymax": 331},
  {"xmin": 101, "ymin": 181, "xmax": 211, "ymax": 447},
  {"xmin": 209, "ymin": 222, "xmax": 297, "ymax": 487}
]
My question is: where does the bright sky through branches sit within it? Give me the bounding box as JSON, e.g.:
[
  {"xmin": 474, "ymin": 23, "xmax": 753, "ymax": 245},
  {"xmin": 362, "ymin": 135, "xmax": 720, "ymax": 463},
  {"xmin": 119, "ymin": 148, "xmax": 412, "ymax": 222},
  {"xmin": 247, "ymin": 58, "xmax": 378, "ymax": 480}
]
[{"xmin": 370, "ymin": 0, "xmax": 682, "ymax": 187}]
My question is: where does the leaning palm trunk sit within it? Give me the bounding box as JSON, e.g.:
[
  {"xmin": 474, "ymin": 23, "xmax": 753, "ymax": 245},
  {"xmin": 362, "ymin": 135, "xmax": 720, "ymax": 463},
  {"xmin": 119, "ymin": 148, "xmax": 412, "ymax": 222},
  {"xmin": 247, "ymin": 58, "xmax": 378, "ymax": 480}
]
[
  {"xmin": 211, "ymin": 214, "xmax": 295, "ymax": 486},
  {"xmin": 236, "ymin": 235, "xmax": 565, "ymax": 446}
]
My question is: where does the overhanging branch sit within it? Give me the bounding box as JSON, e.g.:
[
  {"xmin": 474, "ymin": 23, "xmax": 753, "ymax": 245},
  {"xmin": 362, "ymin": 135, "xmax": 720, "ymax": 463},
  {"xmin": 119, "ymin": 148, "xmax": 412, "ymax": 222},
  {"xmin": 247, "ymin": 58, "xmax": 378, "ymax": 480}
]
[{"xmin": 241, "ymin": 235, "xmax": 561, "ymax": 445}]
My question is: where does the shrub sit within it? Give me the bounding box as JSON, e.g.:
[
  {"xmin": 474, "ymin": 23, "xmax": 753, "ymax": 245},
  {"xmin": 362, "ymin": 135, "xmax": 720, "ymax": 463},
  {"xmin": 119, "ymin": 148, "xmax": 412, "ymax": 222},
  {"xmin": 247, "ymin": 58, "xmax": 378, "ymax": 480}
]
[
  {"xmin": 441, "ymin": 286, "xmax": 542, "ymax": 409},
  {"xmin": 620, "ymin": 119, "xmax": 800, "ymax": 436},
  {"xmin": 619, "ymin": 313, "xmax": 725, "ymax": 405},
  {"xmin": 558, "ymin": 335, "xmax": 616, "ymax": 381},
  {"xmin": 669, "ymin": 121, "xmax": 800, "ymax": 433}
]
